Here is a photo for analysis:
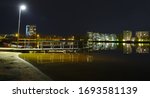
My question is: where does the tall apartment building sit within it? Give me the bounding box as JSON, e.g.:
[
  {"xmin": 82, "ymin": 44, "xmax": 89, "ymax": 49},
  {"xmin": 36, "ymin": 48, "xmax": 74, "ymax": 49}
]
[
  {"xmin": 87, "ymin": 32, "xmax": 117, "ymax": 41},
  {"xmin": 123, "ymin": 30, "xmax": 132, "ymax": 41},
  {"xmin": 26, "ymin": 25, "xmax": 36, "ymax": 37},
  {"xmin": 136, "ymin": 31, "xmax": 149, "ymax": 41}
]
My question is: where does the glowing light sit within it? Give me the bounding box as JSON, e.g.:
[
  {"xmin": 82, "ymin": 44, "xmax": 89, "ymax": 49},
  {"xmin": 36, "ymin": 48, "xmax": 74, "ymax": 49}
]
[
  {"xmin": 123, "ymin": 43, "xmax": 126, "ymax": 46},
  {"xmin": 20, "ymin": 5, "xmax": 26, "ymax": 10},
  {"xmin": 138, "ymin": 43, "xmax": 144, "ymax": 47},
  {"xmin": 15, "ymin": 33, "xmax": 19, "ymax": 37},
  {"xmin": 131, "ymin": 38, "xmax": 135, "ymax": 42},
  {"xmin": 36, "ymin": 34, "xmax": 40, "ymax": 38},
  {"xmin": 138, "ymin": 39, "xmax": 144, "ymax": 42}
]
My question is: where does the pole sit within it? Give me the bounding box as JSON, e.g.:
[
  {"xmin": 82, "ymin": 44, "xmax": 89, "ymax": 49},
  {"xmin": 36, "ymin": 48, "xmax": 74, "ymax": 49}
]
[{"xmin": 17, "ymin": 9, "xmax": 21, "ymax": 48}]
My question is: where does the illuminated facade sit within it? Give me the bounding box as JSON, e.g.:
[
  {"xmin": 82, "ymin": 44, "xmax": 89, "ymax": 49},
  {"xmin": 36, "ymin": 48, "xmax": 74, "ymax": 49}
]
[
  {"xmin": 26, "ymin": 25, "xmax": 37, "ymax": 37},
  {"xmin": 136, "ymin": 31, "xmax": 149, "ymax": 41},
  {"xmin": 123, "ymin": 30, "xmax": 132, "ymax": 41},
  {"xmin": 87, "ymin": 32, "xmax": 117, "ymax": 41}
]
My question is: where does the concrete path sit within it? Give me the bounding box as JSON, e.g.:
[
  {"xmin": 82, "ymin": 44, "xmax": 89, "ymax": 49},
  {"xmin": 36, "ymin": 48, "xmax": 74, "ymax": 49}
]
[{"xmin": 0, "ymin": 52, "xmax": 52, "ymax": 81}]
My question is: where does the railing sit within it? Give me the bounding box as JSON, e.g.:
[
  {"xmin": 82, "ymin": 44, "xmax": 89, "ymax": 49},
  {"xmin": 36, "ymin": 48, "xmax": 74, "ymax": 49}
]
[{"xmin": 1, "ymin": 39, "xmax": 81, "ymax": 53}]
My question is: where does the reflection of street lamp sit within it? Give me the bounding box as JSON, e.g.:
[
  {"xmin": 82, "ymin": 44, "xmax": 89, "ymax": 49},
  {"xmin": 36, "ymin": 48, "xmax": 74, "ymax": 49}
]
[
  {"xmin": 36, "ymin": 34, "xmax": 40, "ymax": 48},
  {"xmin": 36, "ymin": 34, "xmax": 40, "ymax": 38},
  {"xmin": 17, "ymin": 5, "xmax": 26, "ymax": 47}
]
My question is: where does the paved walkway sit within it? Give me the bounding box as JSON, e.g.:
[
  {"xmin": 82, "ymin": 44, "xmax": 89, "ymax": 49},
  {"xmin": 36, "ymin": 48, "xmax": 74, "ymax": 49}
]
[{"xmin": 0, "ymin": 52, "xmax": 51, "ymax": 81}]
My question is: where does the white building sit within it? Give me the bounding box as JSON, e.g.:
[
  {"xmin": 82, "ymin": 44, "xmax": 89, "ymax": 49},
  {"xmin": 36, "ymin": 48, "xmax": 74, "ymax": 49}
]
[
  {"xmin": 136, "ymin": 31, "xmax": 149, "ymax": 41},
  {"xmin": 87, "ymin": 32, "xmax": 117, "ymax": 41},
  {"xmin": 123, "ymin": 30, "xmax": 132, "ymax": 41},
  {"xmin": 26, "ymin": 25, "xmax": 37, "ymax": 37}
]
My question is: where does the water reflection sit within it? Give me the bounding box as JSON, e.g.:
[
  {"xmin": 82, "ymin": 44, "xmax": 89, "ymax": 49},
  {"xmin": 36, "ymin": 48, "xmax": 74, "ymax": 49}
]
[
  {"xmin": 123, "ymin": 43, "xmax": 132, "ymax": 54},
  {"xmin": 19, "ymin": 42, "xmax": 150, "ymax": 81},
  {"xmin": 87, "ymin": 42, "xmax": 150, "ymax": 54},
  {"xmin": 136, "ymin": 43, "xmax": 149, "ymax": 54},
  {"xmin": 21, "ymin": 53, "xmax": 93, "ymax": 64},
  {"xmin": 20, "ymin": 43, "xmax": 150, "ymax": 64},
  {"xmin": 87, "ymin": 42, "xmax": 118, "ymax": 51},
  {"xmin": 123, "ymin": 43, "xmax": 150, "ymax": 54}
]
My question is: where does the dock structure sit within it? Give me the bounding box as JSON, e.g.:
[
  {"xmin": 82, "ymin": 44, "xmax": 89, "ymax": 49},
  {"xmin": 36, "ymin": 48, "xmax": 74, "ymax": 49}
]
[{"xmin": 1, "ymin": 38, "xmax": 80, "ymax": 53}]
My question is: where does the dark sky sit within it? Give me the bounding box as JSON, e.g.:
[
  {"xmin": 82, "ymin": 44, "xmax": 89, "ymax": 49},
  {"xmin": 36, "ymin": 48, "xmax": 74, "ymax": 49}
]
[{"xmin": 0, "ymin": 0, "xmax": 150, "ymax": 36}]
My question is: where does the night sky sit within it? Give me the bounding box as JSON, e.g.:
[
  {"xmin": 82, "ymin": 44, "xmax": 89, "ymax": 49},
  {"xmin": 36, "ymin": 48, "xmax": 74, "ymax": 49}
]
[{"xmin": 0, "ymin": 0, "xmax": 150, "ymax": 36}]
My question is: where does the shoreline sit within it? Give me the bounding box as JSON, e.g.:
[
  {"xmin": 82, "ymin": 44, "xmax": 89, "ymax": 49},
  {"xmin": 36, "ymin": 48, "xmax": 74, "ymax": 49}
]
[{"xmin": 0, "ymin": 52, "xmax": 52, "ymax": 81}]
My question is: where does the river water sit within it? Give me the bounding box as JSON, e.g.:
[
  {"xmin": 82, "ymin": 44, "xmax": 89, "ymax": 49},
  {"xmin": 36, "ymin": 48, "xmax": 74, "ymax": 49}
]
[{"xmin": 19, "ymin": 43, "xmax": 150, "ymax": 81}]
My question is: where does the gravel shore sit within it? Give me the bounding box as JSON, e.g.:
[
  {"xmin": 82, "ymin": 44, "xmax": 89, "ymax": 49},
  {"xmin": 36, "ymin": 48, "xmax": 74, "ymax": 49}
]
[{"xmin": 0, "ymin": 52, "xmax": 51, "ymax": 81}]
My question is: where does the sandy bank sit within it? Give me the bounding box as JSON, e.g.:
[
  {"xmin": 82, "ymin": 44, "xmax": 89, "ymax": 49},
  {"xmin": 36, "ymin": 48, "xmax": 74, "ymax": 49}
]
[{"xmin": 0, "ymin": 52, "xmax": 51, "ymax": 81}]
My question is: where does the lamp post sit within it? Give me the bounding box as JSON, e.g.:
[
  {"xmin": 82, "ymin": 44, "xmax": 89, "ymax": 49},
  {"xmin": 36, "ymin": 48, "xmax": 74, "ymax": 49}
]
[{"xmin": 17, "ymin": 5, "xmax": 26, "ymax": 48}]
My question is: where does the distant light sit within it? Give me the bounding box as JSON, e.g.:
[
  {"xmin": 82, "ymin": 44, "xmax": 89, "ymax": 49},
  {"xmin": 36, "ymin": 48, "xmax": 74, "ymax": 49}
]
[
  {"xmin": 62, "ymin": 38, "xmax": 66, "ymax": 40},
  {"xmin": 20, "ymin": 5, "xmax": 26, "ymax": 10},
  {"xmin": 123, "ymin": 43, "xmax": 126, "ymax": 46},
  {"xmin": 123, "ymin": 39, "xmax": 125, "ymax": 41},
  {"xmin": 138, "ymin": 43, "xmax": 143, "ymax": 46},
  {"xmin": 131, "ymin": 38, "xmax": 135, "ymax": 42},
  {"xmin": 138, "ymin": 39, "xmax": 143, "ymax": 42},
  {"xmin": 37, "ymin": 34, "xmax": 40, "ymax": 38},
  {"xmin": 15, "ymin": 33, "xmax": 19, "ymax": 37}
]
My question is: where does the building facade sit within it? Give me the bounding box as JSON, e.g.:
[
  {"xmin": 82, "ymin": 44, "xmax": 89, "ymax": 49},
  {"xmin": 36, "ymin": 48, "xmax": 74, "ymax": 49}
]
[
  {"xmin": 123, "ymin": 30, "xmax": 132, "ymax": 41},
  {"xmin": 87, "ymin": 32, "xmax": 117, "ymax": 41},
  {"xmin": 26, "ymin": 25, "xmax": 37, "ymax": 37},
  {"xmin": 136, "ymin": 31, "xmax": 149, "ymax": 41}
]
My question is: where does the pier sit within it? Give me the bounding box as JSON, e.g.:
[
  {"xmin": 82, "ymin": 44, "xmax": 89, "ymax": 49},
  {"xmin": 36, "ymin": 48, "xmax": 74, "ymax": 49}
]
[{"xmin": 1, "ymin": 38, "xmax": 80, "ymax": 53}]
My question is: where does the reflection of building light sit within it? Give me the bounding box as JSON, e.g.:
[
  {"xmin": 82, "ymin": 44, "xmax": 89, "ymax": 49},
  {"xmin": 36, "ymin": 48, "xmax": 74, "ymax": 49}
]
[
  {"xmin": 86, "ymin": 55, "xmax": 93, "ymax": 62},
  {"xmin": 131, "ymin": 43, "xmax": 135, "ymax": 47},
  {"xmin": 123, "ymin": 44, "xmax": 132, "ymax": 54},
  {"xmin": 136, "ymin": 47, "xmax": 149, "ymax": 54},
  {"xmin": 138, "ymin": 43, "xmax": 144, "ymax": 47},
  {"xmin": 97, "ymin": 42, "xmax": 102, "ymax": 45},
  {"xmin": 123, "ymin": 43, "xmax": 126, "ymax": 46},
  {"xmin": 138, "ymin": 43, "xmax": 141, "ymax": 46},
  {"xmin": 36, "ymin": 34, "xmax": 40, "ymax": 38}
]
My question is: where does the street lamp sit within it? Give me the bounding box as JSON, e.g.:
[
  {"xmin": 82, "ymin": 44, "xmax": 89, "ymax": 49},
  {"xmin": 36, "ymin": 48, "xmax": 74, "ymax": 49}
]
[{"xmin": 17, "ymin": 4, "xmax": 26, "ymax": 47}]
